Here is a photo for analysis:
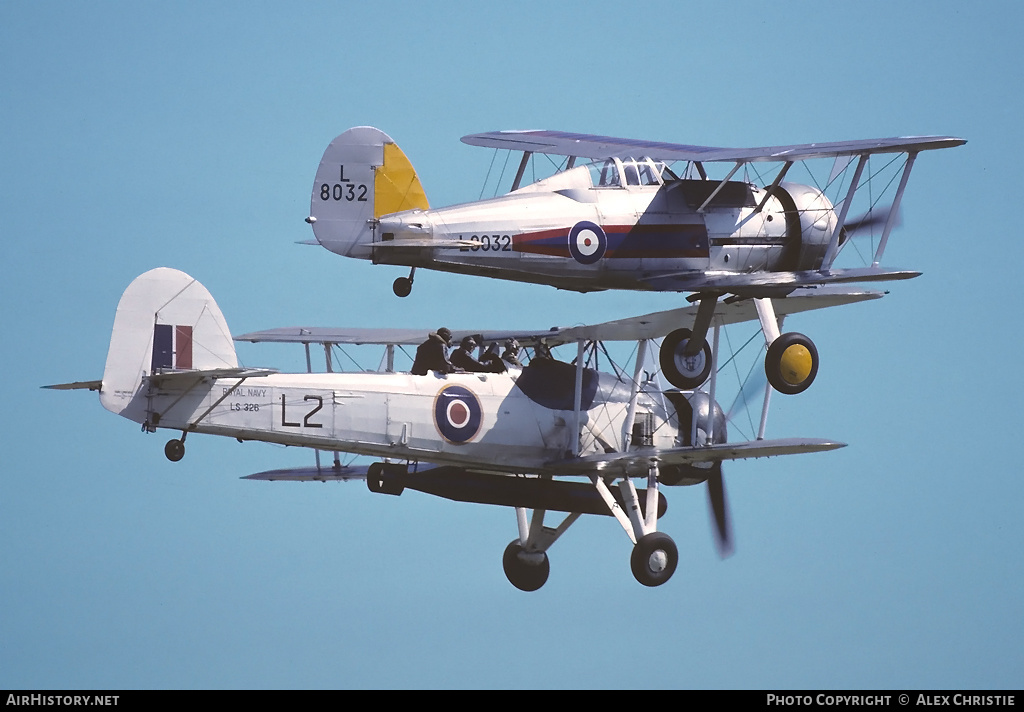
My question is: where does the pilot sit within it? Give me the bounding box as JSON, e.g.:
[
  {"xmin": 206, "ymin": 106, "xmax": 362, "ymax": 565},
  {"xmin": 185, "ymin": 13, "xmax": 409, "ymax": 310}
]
[
  {"xmin": 479, "ymin": 342, "xmax": 507, "ymax": 373},
  {"xmin": 501, "ymin": 338, "xmax": 523, "ymax": 368},
  {"xmin": 532, "ymin": 340, "xmax": 553, "ymax": 362},
  {"xmin": 411, "ymin": 327, "xmax": 454, "ymax": 375},
  {"xmin": 450, "ymin": 335, "xmax": 488, "ymax": 373}
]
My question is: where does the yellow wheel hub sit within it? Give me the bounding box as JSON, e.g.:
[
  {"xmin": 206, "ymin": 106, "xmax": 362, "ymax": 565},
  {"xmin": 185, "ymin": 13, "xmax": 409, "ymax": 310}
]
[{"xmin": 779, "ymin": 344, "xmax": 813, "ymax": 385}]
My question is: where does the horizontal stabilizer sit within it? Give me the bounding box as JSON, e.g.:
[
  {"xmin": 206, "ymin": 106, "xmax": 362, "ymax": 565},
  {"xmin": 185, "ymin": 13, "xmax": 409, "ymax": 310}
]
[
  {"xmin": 42, "ymin": 379, "xmax": 102, "ymax": 391},
  {"xmin": 547, "ymin": 438, "xmax": 846, "ymax": 476},
  {"xmin": 146, "ymin": 367, "xmax": 277, "ymax": 388},
  {"xmin": 360, "ymin": 237, "xmax": 468, "ymax": 250}
]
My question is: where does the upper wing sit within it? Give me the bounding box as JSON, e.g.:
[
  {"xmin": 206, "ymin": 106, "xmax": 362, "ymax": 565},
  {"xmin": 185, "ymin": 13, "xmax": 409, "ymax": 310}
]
[
  {"xmin": 461, "ymin": 130, "xmax": 966, "ymax": 163},
  {"xmin": 234, "ymin": 326, "xmax": 563, "ymax": 347},
  {"xmin": 235, "ymin": 285, "xmax": 884, "ymax": 348}
]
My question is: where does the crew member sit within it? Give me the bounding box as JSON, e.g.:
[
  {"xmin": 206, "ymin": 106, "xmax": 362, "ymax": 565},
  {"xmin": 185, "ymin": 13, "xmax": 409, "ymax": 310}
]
[
  {"xmin": 502, "ymin": 338, "xmax": 523, "ymax": 367},
  {"xmin": 450, "ymin": 335, "xmax": 488, "ymax": 372},
  {"xmin": 480, "ymin": 342, "xmax": 507, "ymax": 373},
  {"xmin": 411, "ymin": 327, "xmax": 454, "ymax": 375}
]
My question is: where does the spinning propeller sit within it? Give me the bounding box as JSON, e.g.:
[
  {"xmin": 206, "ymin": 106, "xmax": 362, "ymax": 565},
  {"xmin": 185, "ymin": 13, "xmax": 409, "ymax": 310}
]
[
  {"xmin": 706, "ymin": 465, "xmax": 734, "ymax": 558},
  {"xmin": 839, "ymin": 205, "xmax": 901, "ymax": 247}
]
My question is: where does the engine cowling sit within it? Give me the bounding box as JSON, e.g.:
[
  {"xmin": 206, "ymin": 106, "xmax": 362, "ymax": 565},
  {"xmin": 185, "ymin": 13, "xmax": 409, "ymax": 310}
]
[
  {"xmin": 774, "ymin": 182, "xmax": 839, "ymax": 271},
  {"xmin": 661, "ymin": 390, "xmax": 726, "ymax": 486}
]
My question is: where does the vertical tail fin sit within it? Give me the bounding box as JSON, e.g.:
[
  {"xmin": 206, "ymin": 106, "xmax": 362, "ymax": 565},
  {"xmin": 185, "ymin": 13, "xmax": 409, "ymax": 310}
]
[
  {"xmin": 308, "ymin": 126, "xmax": 429, "ymax": 259},
  {"xmin": 100, "ymin": 268, "xmax": 236, "ymax": 421}
]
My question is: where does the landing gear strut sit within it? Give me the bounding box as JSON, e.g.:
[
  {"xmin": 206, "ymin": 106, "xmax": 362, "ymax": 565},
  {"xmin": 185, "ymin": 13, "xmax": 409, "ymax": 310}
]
[
  {"xmin": 501, "ymin": 507, "xmax": 580, "ymax": 591},
  {"xmin": 754, "ymin": 297, "xmax": 820, "ymax": 395},
  {"xmin": 590, "ymin": 464, "xmax": 680, "ymax": 587}
]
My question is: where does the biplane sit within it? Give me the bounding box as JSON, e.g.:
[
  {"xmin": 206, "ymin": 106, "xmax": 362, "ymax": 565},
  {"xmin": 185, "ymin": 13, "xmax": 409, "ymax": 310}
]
[
  {"xmin": 47, "ymin": 268, "xmax": 884, "ymax": 590},
  {"xmin": 307, "ymin": 127, "xmax": 964, "ymax": 396}
]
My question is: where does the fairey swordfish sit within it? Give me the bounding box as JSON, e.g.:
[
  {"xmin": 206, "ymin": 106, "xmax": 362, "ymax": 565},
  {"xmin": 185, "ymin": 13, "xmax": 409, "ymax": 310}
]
[{"xmin": 47, "ymin": 268, "xmax": 883, "ymax": 590}]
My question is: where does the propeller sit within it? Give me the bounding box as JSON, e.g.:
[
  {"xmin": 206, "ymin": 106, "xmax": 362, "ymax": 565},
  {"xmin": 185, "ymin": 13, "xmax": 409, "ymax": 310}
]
[
  {"xmin": 707, "ymin": 356, "xmax": 770, "ymax": 560},
  {"xmin": 706, "ymin": 464, "xmax": 734, "ymax": 558},
  {"xmin": 839, "ymin": 205, "xmax": 901, "ymax": 245}
]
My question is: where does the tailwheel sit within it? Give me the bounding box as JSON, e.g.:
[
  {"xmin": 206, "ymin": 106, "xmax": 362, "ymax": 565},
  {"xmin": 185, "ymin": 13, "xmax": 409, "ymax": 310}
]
[
  {"xmin": 164, "ymin": 439, "xmax": 185, "ymax": 462},
  {"xmin": 659, "ymin": 328, "xmax": 712, "ymax": 389},
  {"xmin": 392, "ymin": 277, "xmax": 413, "ymax": 298},
  {"xmin": 502, "ymin": 541, "xmax": 550, "ymax": 592},
  {"xmin": 630, "ymin": 532, "xmax": 678, "ymax": 587},
  {"xmin": 764, "ymin": 332, "xmax": 819, "ymax": 395}
]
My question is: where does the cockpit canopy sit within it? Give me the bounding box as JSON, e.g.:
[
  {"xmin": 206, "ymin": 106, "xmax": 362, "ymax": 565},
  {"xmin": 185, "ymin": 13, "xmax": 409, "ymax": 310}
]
[{"xmin": 587, "ymin": 157, "xmax": 668, "ymax": 188}]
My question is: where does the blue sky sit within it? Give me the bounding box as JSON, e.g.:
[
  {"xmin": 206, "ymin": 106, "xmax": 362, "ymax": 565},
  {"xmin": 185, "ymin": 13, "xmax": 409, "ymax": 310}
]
[{"xmin": 2, "ymin": 1, "xmax": 1021, "ymax": 689}]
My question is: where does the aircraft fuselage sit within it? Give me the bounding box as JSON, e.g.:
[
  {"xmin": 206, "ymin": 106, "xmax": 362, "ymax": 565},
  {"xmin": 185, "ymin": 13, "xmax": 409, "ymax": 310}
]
[
  {"xmin": 356, "ymin": 165, "xmax": 836, "ymax": 292},
  {"xmin": 126, "ymin": 368, "xmax": 677, "ymax": 473}
]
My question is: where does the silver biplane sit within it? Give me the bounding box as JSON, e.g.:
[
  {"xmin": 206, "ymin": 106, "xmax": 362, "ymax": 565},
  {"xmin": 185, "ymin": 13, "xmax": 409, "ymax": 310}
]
[
  {"xmin": 48, "ymin": 268, "xmax": 885, "ymax": 590},
  {"xmin": 308, "ymin": 127, "xmax": 964, "ymax": 396}
]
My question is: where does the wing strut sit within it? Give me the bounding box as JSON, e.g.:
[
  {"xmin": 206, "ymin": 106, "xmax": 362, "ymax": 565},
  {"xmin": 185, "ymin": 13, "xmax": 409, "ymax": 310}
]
[
  {"xmin": 620, "ymin": 339, "xmax": 649, "ymax": 452},
  {"xmin": 697, "ymin": 162, "xmax": 743, "ymax": 212},
  {"xmin": 511, "ymin": 151, "xmax": 532, "ymax": 191},
  {"xmin": 757, "ymin": 372, "xmax": 773, "ymax": 440},
  {"xmin": 304, "ymin": 341, "xmax": 341, "ymax": 471},
  {"xmin": 872, "ymin": 152, "xmax": 917, "ymax": 266},
  {"xmin": 571, "ymin": 339, "xmax": 585, "ymax": 457},
  {"xmin": 706, "ymin": 324, "xmax": 720, "ymax": 446},
  {"xmin": 823, "ymin": 154, "xmax": 868, "ymax": 268},
  {"xmin": 755, "ymin": 161, "xmax": 793, "ymax": 213}
]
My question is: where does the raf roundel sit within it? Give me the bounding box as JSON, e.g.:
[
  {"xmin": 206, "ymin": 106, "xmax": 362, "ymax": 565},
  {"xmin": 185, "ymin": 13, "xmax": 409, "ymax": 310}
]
[
  {"xmin": 567, "ymin": 221, "xmax": 607, "ymax": 265},
  {"xmin": 433, "ymin": 385, "xmax": 483, "ymax": 444}
]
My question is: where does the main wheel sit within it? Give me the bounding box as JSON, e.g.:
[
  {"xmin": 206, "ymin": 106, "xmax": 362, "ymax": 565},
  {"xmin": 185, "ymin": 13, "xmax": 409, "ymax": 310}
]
[
  {"xmin": 764, "ymin": 332, "xmax": 819, "ymax": 395},
  {"xmin": 630, "ymin": 532, "xmax": 678, "ymax": 587},
  {"xmin": 392, "ymin": 277, "xmax": 413, "ymax": 298},
  {"xmin": 660, "ymin": 328, "xmax": 712, "ymax": 389},
  {"xmin": 164, "ymin": 439, "xmax": 185, "ymax": 462},
  {"xmin": 502, "ymin": 541, "xmax": 550, "ymax": 592}
]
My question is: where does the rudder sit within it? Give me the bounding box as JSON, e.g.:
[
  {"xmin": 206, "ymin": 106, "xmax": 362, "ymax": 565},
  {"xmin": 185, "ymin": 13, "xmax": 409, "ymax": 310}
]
[
  {"xmin": 309, "ymin": 127, "xmax": 429, "ymax": 259},
  {"xmin": 100, "ymin": 268, "xmax": 237, "ymax": 422}
]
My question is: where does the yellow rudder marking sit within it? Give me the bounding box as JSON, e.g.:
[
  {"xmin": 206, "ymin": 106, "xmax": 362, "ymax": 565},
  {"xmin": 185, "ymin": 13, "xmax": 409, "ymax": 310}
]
[{"xmin": 374, "ymin": 142, "xmax": 429, "ymax": 218}]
